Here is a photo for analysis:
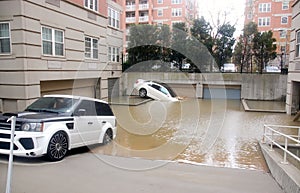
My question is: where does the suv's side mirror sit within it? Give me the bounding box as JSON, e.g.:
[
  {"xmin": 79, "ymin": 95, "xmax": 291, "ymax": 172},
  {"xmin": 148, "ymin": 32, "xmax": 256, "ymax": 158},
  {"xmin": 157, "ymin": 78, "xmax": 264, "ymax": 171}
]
[{"xmin": 75, "ymin": 109, "xmax": 86, "ymax": 116}]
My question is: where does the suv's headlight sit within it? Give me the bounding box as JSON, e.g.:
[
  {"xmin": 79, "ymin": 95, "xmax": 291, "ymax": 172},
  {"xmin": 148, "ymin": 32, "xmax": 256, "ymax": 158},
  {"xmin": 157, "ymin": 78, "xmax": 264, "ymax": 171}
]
[{"xmin": 21, "ymin": 123, "xmax": 43, "ymax": 132}]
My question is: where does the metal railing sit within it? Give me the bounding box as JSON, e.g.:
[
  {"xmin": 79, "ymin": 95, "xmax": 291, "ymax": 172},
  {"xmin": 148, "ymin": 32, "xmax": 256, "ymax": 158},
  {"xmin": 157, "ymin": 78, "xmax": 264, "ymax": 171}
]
[
  {"xmin": 5, "ymin": 116, "xmax": 16, "ymax": 193},
  {"xmin": 263, "ymin": 124, "xmax": 300, "ymax": 164}
]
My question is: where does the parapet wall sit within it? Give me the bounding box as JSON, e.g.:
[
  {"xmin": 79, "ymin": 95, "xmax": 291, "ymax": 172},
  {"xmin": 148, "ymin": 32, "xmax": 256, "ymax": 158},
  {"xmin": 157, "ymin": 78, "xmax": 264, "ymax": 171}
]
[{"xmin": 121, "ymin": 72, "xmax": 287, "ymax": 101}]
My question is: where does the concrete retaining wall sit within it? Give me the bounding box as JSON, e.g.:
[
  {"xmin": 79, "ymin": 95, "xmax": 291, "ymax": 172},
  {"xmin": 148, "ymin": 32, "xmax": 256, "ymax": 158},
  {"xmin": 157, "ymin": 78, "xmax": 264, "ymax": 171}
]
[
  {"xmin": 260, "ymin": 143, "xmax": 300, "ymax": 193},
  {"xmin": 121, "ymin": 72, "xmax": 287, "ymax": 100}
]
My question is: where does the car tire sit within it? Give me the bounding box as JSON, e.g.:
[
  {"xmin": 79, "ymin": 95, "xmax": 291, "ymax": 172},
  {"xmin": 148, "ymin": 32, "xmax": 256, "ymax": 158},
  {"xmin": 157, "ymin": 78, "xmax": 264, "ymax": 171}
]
[
  {"xmin": 103, "ymin": 129, "xmax": 113, "ymax": 145},
  {"xmin": 139, "ymin": 88, "xmax": 147, "ymax": 98},
  {"xmin": 46, "ymin": 131, "xmax": 69, "ymax": 161}
]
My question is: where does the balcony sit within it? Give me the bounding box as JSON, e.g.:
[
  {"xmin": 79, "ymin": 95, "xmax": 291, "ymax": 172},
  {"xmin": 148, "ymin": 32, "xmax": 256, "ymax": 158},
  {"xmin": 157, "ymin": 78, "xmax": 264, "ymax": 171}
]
[
  {"xmin": 139, "ymin": 3, "xmax": 149, "ymax": 10},
  {"xmin": 126, "ymin": 5, "xmax": 136, "ymax": 11},
  {"xmin": 139, "ymin": 16, "xmax": 149, "ymax": 22},
  {"xmin": 126, "ymin": 17, "xmax": 136, "ymax": 23}
]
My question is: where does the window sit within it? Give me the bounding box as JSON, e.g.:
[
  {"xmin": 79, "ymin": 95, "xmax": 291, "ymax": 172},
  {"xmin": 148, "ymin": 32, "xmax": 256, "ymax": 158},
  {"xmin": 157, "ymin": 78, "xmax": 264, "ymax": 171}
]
[
  {"xmin": 172, "ymin": 8, "xmax": 182, "ymax": 17},
  {"xmin": 247, "ymin": 12, "xmax": 253, "ymax": 19},
  {"xmin": 282, "ymin": 1, "xmax": 289, "ymax": 10},
  {"xmin": 259, "ymin": 3, "xmax": 271, "ymax": 12},
  {"xmin": 108, "ymin": 8, "xmax": 120, "ymax": 29},
  {"xmin": 247, "ymin": 0, "xmax": 253, "ymax": 7},
  {"xmin": 172, "ymin": 0, "xmax": 182, "ymax": 4},
  {"xmin": 84, "ymin": 0, "xmax": 98, "ymax": 12},
  {"xmin": 157, "ymin": 0, "xmax": 163, "ymax": 4},
  {"xmin": 95, "ymin": 102, "xmax": 113, "ymax": 116},
  {"xmin": 75, "ymin": 100, "xmax": 96, "ymax": 116},
  {"xmin": 0, "ymin": 22, "xmax": 11, "ymax": 54},
  {"xmin": 108, "ymin": 46, "xmax": 120, "ymax": 62},
  {"xmin": 296, "ymin": 31, "xmax": 300, "ymax": 57},
  {"xmin": 280, "ymin": 30, "xmax": 287, "ymax": 38},
  {"xmin": 281, "ymin": 16, "xmax": 288, "ymax": 24},
  {"xmin": 157, "ymin": 9, "xmax": 163, "ymax": 17},
  {"xmin": 280, "ymin": 45, "xmax": 286, "ymax": 53},
  {"xmin": 85, "ymin": 37, "xmax": 98, "ymax": 59},
  {"xmin": 42, "ymin": 26, "xmax": 64, "ymax": 56},
  {"xmin": 258, "ymin": 17, "xmax": 270, "ymax": 27}
]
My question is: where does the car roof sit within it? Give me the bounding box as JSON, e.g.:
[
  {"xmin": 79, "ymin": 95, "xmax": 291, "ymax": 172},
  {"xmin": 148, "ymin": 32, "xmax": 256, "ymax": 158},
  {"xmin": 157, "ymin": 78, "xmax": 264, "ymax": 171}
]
[{"xmin": 43, "ymin": 94, "xmax": 108, "ymax": 104}]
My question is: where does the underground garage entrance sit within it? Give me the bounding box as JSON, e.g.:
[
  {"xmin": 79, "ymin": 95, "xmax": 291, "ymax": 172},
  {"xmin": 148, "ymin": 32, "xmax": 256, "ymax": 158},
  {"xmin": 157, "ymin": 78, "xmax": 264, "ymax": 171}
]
[{"xmin": 203, "ymin": 84, "xmax": 241, "ymax": 100}]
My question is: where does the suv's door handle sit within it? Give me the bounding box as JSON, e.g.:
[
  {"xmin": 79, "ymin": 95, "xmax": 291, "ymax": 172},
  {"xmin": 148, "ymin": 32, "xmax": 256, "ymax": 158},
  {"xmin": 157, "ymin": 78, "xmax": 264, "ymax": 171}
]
[
  {"xmin": 88, "ymin": 122, "xmax": 93, "ymax": 125},
  {"xmin": 102, "ymin": 121, "xmax": 106, "ymax": 124}
]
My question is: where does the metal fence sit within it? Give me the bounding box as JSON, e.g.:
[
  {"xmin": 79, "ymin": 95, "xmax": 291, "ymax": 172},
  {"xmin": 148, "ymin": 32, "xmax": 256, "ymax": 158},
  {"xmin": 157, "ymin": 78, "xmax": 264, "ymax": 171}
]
[{"xmin": 263, "ymin": 124, "xmax": 300, "ymax": 164}]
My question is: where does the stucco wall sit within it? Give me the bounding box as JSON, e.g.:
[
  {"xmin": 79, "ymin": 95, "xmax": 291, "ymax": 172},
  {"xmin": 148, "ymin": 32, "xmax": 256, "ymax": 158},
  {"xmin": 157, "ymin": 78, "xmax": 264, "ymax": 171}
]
[{"xmin": 0, "ymin": 0, "xmax": 122, "ymax": 112}]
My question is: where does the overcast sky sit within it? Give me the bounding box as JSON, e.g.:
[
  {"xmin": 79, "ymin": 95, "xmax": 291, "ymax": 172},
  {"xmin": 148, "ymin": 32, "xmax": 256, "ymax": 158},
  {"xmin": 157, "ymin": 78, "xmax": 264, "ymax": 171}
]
[{"xmin": 197, "ymin": 0, "xmax": 246, "ymax": 36}]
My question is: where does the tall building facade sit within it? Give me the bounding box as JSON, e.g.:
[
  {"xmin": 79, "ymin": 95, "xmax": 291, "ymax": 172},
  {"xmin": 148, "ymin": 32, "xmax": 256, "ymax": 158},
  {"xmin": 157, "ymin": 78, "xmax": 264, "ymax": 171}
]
[
  {"xmin": 0, "ymin": 0, "xmax": 123, "ymax": 112},
  {"xmin": 244, "ymin": 0, "xmax": 294, "ymax": 67},
  {"xmin": 122, "ymin": 0, "xmax": 198, "ymax": 51},
  {"xmin": 286, "ymin": 0, "xmax": 300, "ymax": 114}
]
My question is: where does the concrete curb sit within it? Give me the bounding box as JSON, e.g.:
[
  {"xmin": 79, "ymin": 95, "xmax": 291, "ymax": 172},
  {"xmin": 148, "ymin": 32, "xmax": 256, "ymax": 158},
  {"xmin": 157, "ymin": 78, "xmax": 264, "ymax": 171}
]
[
  {"xmin": 259, "ymin": 142, "xmax": 300, "ymax": 193},
  {"xmin": 242, "ymin": 99, "xmax": 286, "ymax": 113}
]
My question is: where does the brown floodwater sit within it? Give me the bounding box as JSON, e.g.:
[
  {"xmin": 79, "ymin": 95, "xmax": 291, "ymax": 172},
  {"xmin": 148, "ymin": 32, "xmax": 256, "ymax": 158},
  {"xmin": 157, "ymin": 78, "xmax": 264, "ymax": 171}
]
[{"xmin": 92, "ymin": 99, "xmax": 300, "ymax": 171}]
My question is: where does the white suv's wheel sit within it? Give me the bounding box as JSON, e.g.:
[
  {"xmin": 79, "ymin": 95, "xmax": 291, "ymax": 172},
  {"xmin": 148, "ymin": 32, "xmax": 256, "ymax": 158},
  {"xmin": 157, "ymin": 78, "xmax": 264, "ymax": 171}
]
[
  {"xmin": 46, "ymin": 131, "xmax": 68, "ymax": 161},
  {"xmin": 103, "ymin": 129, "xmax": 112, "ymax": 145}
]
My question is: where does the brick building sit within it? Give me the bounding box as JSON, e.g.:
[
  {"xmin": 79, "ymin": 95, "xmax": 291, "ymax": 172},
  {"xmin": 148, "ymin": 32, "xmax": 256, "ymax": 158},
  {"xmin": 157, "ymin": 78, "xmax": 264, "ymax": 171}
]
[
  {"xmin": 122, "ymin": 0, "xmax": 198, "ymax": 51},
  {"xmin": 244, "ymin": 0, "xmax": 294, "ymax": 67},
  {"xmin": 0, "ymin": 0, "xmax": 123, "ymax": 112}
]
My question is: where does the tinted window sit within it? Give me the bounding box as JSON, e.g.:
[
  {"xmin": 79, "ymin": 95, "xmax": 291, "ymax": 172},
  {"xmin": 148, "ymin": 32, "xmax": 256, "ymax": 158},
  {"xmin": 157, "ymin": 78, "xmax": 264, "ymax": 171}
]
[
  {"xmin": 75, "ymin": 100, "xmax": 97, "ymax": 116},
  {"xmin": 95, "ymin": 102, "xmax": 114, "ymax": 116},
  {"xmin": 153, "ymin": 82, "xmax": 177, "ymax": 97},
  {"xmin": 150, "ymin": 84, "xmax": 161, "ymax": 91}
]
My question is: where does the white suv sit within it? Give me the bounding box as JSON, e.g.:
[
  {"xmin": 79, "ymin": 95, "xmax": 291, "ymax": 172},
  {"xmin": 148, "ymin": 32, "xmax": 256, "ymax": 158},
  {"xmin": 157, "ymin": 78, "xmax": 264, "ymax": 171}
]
[{"xmin": 0, "ymin": 95, "xmax": 117, "ymax": 161}]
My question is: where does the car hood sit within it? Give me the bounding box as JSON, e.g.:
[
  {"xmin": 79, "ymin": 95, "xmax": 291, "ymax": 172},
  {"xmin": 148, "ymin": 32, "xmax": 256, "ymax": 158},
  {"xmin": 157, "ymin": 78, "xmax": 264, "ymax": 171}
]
[{"xmin": 1, "ymin": 111, "xmax": 72, "ymax": 122}]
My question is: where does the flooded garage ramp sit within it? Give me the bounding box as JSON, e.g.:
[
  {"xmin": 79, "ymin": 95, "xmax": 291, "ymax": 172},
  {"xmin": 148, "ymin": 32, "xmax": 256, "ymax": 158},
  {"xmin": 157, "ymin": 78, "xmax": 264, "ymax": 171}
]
[{"xmin": 93, "ymin": 99, "xmax": 299, "ymax": 171}]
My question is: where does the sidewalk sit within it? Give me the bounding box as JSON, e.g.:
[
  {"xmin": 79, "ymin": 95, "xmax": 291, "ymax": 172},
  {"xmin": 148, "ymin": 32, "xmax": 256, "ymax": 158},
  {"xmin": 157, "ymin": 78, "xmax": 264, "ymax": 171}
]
[{"xmin": 0, "ymin": 153, "xmax": 283, "ymax": 193}]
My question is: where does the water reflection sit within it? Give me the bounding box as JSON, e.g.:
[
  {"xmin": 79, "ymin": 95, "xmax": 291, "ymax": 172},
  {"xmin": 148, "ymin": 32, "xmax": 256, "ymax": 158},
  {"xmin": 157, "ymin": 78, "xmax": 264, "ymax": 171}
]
[{"xmin": 93, "ymin": 99, "xmax": 300, "ymax": 171}]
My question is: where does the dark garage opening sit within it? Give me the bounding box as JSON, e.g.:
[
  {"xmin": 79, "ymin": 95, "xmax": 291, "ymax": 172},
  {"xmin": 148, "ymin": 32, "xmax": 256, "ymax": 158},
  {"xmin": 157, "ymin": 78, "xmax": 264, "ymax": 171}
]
[{"xmin": 203, "ymin": 84, "xmax": 241, "ymax": 100}]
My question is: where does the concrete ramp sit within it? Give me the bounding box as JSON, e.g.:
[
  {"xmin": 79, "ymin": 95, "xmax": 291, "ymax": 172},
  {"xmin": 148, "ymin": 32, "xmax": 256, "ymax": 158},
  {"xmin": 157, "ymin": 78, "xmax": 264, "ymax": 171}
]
[{"xmin": 293, "ymin": 111, "xmax": 300, "ymax": 122}]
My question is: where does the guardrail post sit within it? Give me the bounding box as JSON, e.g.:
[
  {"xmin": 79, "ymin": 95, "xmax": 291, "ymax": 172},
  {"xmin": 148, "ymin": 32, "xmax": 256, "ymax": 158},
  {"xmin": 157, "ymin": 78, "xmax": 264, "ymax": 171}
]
[
  {"xmin": 297, "ymin": 127, "xmax": 300, "ymax": 146},
  {"xmin": 262, "ymin": 125, "xmax": 266, "ymax": 143},
  {"xmin": 270, "ymin": 130, "xmax": 274, "ymax": 151},
  {"xmin": 281, "ymin": 137, "xmax": 289, "ymax": 165},
  {"xmin": 6, "ymin": 116, "xmax": 16, "ymax": 193}
]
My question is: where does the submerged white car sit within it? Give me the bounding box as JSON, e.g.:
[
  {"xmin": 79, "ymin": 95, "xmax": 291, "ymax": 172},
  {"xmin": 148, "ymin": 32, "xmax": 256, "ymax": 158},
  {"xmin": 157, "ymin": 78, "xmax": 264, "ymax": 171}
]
[
  {"xmin": 134, "ymin": 79, "xmax": 179, "ymax": 102},
  {"xmin": 0, "ymin": 95, "xmax": 117, "ymax": 161}
]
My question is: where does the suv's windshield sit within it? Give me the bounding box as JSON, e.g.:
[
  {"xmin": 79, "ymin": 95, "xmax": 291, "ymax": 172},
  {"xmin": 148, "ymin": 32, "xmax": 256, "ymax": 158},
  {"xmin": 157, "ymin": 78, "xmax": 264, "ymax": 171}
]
[{"xmin": 25, "ymin": 97, "xmax": 79, "ymax": 114}]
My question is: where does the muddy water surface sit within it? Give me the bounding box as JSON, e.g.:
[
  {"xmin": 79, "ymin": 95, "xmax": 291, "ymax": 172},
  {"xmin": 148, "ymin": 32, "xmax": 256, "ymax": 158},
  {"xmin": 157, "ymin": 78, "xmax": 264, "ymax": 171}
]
[{"xmin": 94, "ymin": 99, "xmax": 300, "ymax": 171}]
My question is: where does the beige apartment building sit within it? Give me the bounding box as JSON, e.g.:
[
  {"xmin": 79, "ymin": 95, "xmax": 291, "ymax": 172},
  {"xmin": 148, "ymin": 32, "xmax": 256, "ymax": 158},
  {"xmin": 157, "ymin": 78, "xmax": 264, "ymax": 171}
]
[
  {"xmin": 0, "ymin": 0, "xmax": 123, "ymax": 112},
  {"xmin": 244, "ymin": 0, "xmax": 294, "ymax": 67},
  {"xmin": 122, "ymin": 0, "xmax": 198, "ymax": 51},
  {"xmin": 286, "ymin": 0, "xmax": 300, "ymax": 114}
]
